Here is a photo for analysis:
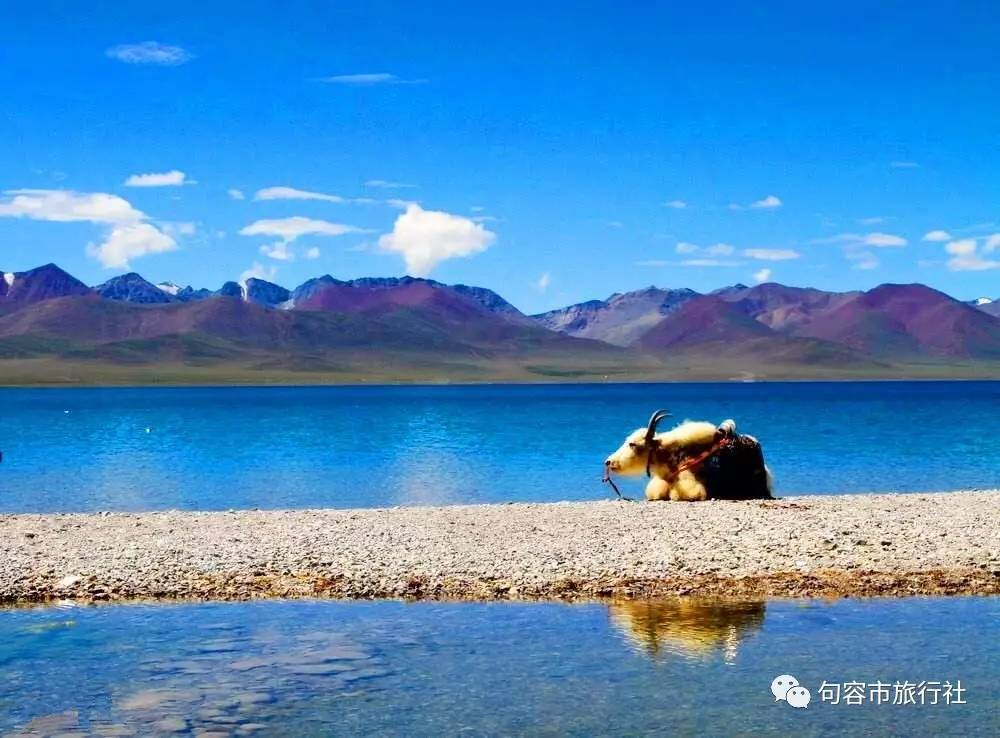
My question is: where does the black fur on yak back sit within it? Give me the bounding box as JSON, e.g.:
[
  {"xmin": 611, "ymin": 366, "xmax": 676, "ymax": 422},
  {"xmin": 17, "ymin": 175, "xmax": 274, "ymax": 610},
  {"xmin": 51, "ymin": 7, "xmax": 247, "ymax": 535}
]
[{"xmin": 700, "ymin": 435, "xmax": 773, "ymax": 500}]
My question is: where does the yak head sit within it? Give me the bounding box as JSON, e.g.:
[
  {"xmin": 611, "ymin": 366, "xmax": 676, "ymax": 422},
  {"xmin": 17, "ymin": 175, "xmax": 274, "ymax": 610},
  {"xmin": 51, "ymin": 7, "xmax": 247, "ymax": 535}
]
[{"xmin": 604, "ymin": 409, "xmax": 671, "ymax": 476}]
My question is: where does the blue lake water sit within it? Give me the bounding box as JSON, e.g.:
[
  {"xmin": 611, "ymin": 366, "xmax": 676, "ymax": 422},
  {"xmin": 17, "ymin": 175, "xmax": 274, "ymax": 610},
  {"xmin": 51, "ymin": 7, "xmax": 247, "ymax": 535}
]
[
  {"xmin": 1, "ymin": 381, "xmax": 998, "ymax": 512},
  {"xmin": 0, "ymin": 597, "xmax": 996, "ymax": 736}
]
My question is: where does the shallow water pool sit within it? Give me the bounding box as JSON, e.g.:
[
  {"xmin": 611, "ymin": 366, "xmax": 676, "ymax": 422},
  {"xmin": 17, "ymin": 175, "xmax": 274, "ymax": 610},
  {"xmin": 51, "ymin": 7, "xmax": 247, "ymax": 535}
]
[{"xmin": 1, "ymin": 596, "xmax": 997, "ymax": 736}]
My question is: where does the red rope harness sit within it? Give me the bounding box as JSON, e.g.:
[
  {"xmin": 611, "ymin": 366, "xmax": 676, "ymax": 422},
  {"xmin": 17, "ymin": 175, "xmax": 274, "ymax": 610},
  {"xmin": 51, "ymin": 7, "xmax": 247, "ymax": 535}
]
[{"xmin": 659, "ymin": 435, "xmax": 734, "ymax": 485}]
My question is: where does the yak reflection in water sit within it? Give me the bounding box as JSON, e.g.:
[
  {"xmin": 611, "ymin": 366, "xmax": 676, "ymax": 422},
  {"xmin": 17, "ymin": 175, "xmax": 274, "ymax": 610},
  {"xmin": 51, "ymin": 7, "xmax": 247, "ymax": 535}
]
[{"xmin": 608, "ymin": 599, "xmax": 766, "ymax": 663}]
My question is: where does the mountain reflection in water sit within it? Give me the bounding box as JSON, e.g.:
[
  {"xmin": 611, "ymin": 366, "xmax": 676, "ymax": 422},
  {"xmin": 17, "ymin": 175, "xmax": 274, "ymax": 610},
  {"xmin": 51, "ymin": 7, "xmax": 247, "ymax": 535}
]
[{"xmin": 609, "ymin": 599, "xmax": 766, "ymax": 663}]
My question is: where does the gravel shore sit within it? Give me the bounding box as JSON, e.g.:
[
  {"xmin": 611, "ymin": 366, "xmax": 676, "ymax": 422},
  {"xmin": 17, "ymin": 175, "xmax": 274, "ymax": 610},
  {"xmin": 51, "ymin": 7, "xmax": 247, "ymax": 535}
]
[{"xmin": 2, "ymin": 492, "xmax": 998, "ymax": 605}]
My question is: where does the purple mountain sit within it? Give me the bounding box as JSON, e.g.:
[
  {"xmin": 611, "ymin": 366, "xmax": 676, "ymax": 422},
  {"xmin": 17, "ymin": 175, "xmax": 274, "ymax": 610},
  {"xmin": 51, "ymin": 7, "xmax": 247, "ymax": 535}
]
[
  {"xmin": 0, "ymin": 263, "xmax": 91, "ymax": 312},
  {"xmin": 0, "ymin": 263, "xmax": 998, "ymax": 379},
  {"xmin": 95, "ymin": 273, "xmax": 177, "ymax": 304}
]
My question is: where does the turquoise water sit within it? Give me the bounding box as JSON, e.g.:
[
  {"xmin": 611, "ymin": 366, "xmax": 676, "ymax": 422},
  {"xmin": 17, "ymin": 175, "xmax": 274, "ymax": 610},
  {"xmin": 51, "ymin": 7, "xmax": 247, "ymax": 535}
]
[
  {"xmin": 0, "ymin": 597, "xmax": 996, "ymax": 736},
  {"xmin": 1, "ymin": 382, "xmax": 998, "ymax": 512}
]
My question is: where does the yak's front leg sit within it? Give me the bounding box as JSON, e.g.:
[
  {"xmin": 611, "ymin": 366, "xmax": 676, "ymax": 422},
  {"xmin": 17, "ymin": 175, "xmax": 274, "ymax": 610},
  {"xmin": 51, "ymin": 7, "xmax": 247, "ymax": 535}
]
[
  {"xmin": 645, "ymin": 477, "xmax": 671, "ymax": 501},
  {"xmin": 670, "ymin": 470, "xmax": 709, "ymax": 501}
]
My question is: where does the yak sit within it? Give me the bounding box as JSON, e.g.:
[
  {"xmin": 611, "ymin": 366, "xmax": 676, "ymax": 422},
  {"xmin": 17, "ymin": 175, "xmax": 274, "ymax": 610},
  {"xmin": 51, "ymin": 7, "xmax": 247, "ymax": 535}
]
[{"xmin": 604, "ymin": 410, "xmax": 772, "ymax": 501}]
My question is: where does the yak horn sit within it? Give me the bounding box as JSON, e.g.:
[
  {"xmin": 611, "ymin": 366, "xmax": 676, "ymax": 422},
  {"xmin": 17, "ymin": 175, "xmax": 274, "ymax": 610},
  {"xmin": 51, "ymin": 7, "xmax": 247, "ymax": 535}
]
[{"xmin": 644, "ymin": 409, "xmax": 671, "ymax": 442}]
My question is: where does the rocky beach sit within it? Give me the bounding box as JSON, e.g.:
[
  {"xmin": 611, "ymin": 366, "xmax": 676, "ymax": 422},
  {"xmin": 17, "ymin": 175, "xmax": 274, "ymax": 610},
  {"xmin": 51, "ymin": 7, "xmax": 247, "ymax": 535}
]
[{"xmin": 2, "ymin": 491, "xmax": 998, "ymax": 605}]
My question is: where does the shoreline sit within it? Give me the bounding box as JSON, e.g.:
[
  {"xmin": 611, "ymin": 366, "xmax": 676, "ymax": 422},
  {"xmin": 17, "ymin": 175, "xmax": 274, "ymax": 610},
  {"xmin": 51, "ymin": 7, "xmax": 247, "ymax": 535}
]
[
  {"xmin": 2, "ymin": 376, "xmax": 999, "ymax": 390},
  {"xmin": 2, "ymin": 492, "xmax": 998, "ymax": 606}
]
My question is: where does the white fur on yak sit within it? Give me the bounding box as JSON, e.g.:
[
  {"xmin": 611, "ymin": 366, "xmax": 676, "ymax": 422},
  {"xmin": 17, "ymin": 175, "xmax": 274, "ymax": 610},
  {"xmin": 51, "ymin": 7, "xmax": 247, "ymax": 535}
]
[{"xmin": 605, "ymin": 412, "xmax": 773, "ymax": 502}]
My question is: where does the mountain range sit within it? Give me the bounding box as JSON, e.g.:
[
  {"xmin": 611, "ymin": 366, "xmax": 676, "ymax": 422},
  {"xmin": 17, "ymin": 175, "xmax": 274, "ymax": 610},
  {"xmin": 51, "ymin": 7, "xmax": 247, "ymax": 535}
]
[{"xmin": 0, "ymin": 263, "xmax": 998, "ymax": 384}]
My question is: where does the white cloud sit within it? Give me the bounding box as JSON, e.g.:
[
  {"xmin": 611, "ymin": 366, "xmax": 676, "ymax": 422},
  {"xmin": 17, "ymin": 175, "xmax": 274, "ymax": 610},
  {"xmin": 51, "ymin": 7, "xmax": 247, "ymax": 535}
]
[
  {"xmin": 378, "ymin": 204, "xmax": 495, "ymax": 276},
  {"xmin": 824, "ymin": 233, "xmax": 903, "ymax": 268},
  {"xmin": 890, "ymin": 160, "xmax": 919, "ymax": 169},
  {"xmin": 809, "ymin": 232, "xmax": 907, "ymax": 248},
  {"xmin": 729, "ymin": 195, "xmax": 782, "ymax": 210},
  {"xmin": 922, "ymin": 229, "xmax": 952, "ymax": 243},
  {"xmin": 821, "ymin": 232, "xmax": 903, "ymax": 269},
  {"xmin": 680, "ymin": 259, "xmax": 742, "ymax": 267},
  {"xmin": 365, "ymin": 179, "xmax": 416, "ymax": 189},
  {"xmin": 228, "ymin": 189, "xmax": 246, "ymax": 200},
  {"xmin": 864, "ymin": 232, "xmax": 907, "ymax": 247},
  {"xmin": 960, "ymin": 257, "xmax": 1000, "ymax": 272},
  {"xmin": 743, "ymin": 248, "xmax": 800, "ymax": 261},
  {"xmin": 858, "ymin": 216, "xmax": 886, "ymax": 225},
  {"xmin": 124, "ymin": 170, "xmax": 191, "ymax": 187},
  {"xmin": 984, "ymin": 233, "xmax": 1000, "ymax": 253},
  {"xmin": 254, "ymin": 186, "xmax": 345, "ymax": 203},
  {"xmin": 536, "ymin": 272, "xmax": 551, "ymax": 292},
  {"xmin": 260, "ymin": 242, "xmax": 295, "ymax": 261},
  {"xmin": 945, "ymin": 238, "xmax": 1000, "ymax": 271},
  {"xmin": 240, "ymin": 216, "xmax": 365, "ymax": 243},
  {"xmin": 240, "ymin": 262, "xmax": 277, "ymax": 285},
  {"xmin": 806, "ymin": 233, "xmax": 859, "ymax": 245},
  {"xmin": 705, "ymin": 243, "xmax": 735, "ymax": 256},
  {"xmin": 946, "ymin": 239, "xmax": 977, "ymax": 256},
  {"xmin": 254, "ymin": 241, "xmax": 320, "ymax": 261},
  {"xmin": 0, "ymin": 188, "xmax": 180, "ymax": 269},
  {"xmin": 0, "ymin": 189, "xmax": 144, "ymax": 223},
  {"xmin": 664, "ymin": 200, "xmax": 688, "ymax": 209},
  {"xmin": 846, "ymin": 250, "xmax": 880, "ymax": 270},
  {"xmin": 752, "ymin": 268, "xmax": 772, "ymax": 283},
  {"xmin": 606, "ymin": 220, "xmax": 624, "ymax": 228},
  {"xmin": 319, "ymin": 73, "xmax": 426, "ymax": 85},
  {"xmin": 106, "ymin": 42, "xmax": 192, "ymax": 66},
  {"xmin": 750, "ymin": 194, "xmax": 783, "ymax": 209},
  {"xmin": 161, "ymin": 221, "xmax": 196, "ymax": 237},
  {"xmin": 674, "ymin": 241, "xmax": 735, "ymax": 257},
  {"xmin": 87, "ymin": 223, "xmax": 177, "ymax": 269}
]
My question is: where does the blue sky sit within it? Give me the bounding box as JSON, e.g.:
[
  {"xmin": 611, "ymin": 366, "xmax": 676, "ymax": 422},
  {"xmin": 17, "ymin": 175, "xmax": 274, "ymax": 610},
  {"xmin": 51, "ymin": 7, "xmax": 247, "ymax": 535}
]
[{"xmin": 1, "ymin": 1, "xmax": 998, "ymax": 313}]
